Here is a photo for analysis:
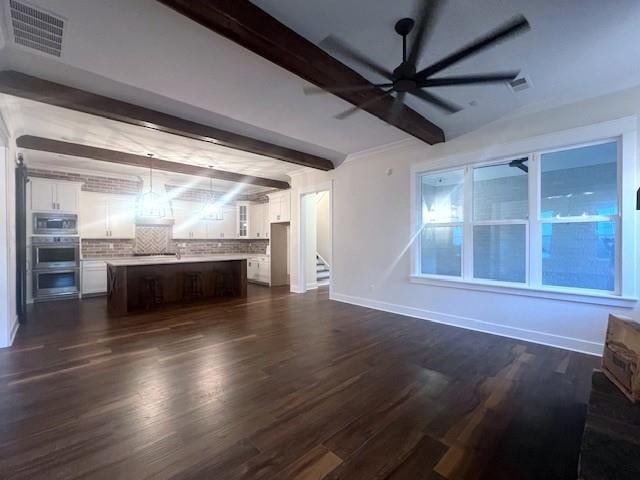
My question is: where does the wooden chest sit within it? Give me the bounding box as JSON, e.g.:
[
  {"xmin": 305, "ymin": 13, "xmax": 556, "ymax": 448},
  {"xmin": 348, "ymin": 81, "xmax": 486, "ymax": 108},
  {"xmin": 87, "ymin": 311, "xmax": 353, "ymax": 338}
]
[{"xmin": 602, "ymin": 314, "xmax": 640, "ymax": 403}]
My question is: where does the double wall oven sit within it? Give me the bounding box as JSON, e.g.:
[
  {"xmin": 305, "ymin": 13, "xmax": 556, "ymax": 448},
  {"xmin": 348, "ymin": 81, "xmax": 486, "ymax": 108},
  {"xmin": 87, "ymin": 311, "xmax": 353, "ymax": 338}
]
[{"xmin": 32, "ymin": 213, "xmax": 80, "ymax": 301}]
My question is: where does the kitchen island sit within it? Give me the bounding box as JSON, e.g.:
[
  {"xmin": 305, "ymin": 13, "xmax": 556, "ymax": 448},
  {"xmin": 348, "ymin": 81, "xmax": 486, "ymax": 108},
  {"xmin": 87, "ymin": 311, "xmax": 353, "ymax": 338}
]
[{"xmin": 106, "ymin": 255, "xmax": 247, "ymax": 316}]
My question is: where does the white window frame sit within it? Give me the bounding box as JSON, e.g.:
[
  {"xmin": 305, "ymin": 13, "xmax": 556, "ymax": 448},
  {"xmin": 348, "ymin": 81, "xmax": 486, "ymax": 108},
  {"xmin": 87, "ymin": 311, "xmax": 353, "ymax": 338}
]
[
  {"xmin": 419, "ymin": 167, "xmax": 465, "ymax": 280},
  {"xmin": 409, "ymin": 116, "xmax": 638, "ymax": 308},
  {"xmin": 469, "ymin": 156, "xmax": 531, "ymax": 286}
]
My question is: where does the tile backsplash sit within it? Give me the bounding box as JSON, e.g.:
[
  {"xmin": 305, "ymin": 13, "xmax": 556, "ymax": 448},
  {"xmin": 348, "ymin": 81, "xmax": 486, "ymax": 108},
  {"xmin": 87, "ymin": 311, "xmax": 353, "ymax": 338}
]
[{"xmin": 82, "ymin": 225, "xmax": 269, "ymax": 258}]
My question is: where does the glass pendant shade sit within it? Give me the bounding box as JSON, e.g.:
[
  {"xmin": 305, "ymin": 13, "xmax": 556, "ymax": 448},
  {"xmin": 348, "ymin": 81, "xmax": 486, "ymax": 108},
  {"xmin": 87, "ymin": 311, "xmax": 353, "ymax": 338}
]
[
  {"xmin": 137, "ymin": 191, "xmax": 166, "ymax": 218},
  {"xmin": 136, "ymin": 156, "xmax": 166, "ymax": 218},
  {"xmin": 203, "ymin": 168, "xmax": 224, "ymax": 220}
]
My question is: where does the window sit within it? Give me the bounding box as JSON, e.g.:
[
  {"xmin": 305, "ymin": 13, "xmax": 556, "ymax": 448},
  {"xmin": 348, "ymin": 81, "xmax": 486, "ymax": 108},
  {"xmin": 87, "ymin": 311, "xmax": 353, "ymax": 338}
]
[
  {"xmin": 473, "ymin": 162, "xmax": 528, "ymax": 283},
  {"xmin": 416, "ymin": 137, "xmax": 626, "ymax": 297},
  {"xmin": 420, "ymin": 170, "xmax": 464, "ymax": 276},
  {"xmin": 540, "ymin": 142, "xmax": 618, "ymax": 291}
]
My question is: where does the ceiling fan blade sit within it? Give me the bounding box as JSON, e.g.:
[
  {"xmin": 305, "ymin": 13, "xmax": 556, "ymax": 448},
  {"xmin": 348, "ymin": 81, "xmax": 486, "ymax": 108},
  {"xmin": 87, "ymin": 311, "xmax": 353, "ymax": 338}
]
[
  {"xmin": 421, "ymin": 71, "xmax": 520, "ymax": 87},
  {"xmin": 335, "ymin": 88, "xmax": 394, "ymax": 120},
  {"xmin": 410, "ymin": 89, "xmax": 461, "ymax": 113},
  {"xmin": 407, "ymin": 0, "xmax": 443, "ymax": 67},
  {"xmin": 303, "ymin": 83, "xmax": 393, "ymax": 95},
  {"xmin": 416, "ymin": 15, "xmax": 530, "ymax": 79},
  {"xmin": 320, "ymin": 36, "xmax": 393, "ymax": 80},
  {"xmin": 388, "ymin": 92, "xmax": 407, "ymax": 123}
]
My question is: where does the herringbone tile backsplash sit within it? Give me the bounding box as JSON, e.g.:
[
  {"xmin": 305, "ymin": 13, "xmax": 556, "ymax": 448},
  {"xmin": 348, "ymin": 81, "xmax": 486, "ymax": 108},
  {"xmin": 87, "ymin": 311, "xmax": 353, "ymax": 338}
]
[{"xmin": 135, "ymin": 226, "xmax": 172, "ymax": 254}]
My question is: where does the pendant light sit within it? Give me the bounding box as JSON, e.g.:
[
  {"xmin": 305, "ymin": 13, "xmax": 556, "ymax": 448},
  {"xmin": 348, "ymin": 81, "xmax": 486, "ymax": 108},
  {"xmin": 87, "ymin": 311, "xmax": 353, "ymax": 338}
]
[
  {"xmin": 136, "ymin": 154, "xmax": 166, "ymax": 218},
  {"xmin": 203, "ymin": 166, "xmax": 223, "ymax": 220}
]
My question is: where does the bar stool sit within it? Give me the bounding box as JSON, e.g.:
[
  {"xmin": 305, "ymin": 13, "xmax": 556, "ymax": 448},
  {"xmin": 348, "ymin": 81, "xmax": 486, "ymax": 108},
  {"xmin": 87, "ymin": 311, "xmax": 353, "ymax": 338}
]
[
  {"xmin": 211, "ymin": 271, "xmax": 225, "ymax": 297},
  {"xmin": 140, "ymin": 275, "xmax": 163, "ymax": 310},
  {"xmin": 182, "ymin": 272, "xmax": 204, "ymax": 302}
]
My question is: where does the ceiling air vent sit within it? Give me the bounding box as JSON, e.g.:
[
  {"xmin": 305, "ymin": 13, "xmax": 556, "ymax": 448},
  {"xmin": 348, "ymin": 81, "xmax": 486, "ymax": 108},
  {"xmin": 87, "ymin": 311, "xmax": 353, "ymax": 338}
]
[
  {"xmin": 9, "ymin": 0, "xmax": 64, "ymax": 57},
  {"xmin": 508, "ymin": 76, "xmax": 531, "ymax": 93}
]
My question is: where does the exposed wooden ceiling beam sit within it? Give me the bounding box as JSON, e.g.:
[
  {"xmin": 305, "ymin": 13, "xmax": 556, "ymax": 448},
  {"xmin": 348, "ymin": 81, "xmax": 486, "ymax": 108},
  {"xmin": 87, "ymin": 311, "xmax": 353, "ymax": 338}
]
[
  {"xmin": 0, "ymin": 70, "xmax": 334, "ymax": 171},
  {"xmin": 16, "ymin": 135, "xmax": 291, "ymax": 190},
  {"xmin": 156, "ymin": 0, "xmax": 445, "ymax": 145}
]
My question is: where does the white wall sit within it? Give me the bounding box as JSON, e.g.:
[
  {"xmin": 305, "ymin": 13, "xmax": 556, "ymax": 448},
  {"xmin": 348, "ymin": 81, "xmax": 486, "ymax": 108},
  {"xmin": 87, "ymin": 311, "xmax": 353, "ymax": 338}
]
[
  {"xmin": 302, "ymin": 193, "xmax": 318, "ymax": 289},
  {"xmin": 290, "ymin": 84, "xmax": 640, "ymax": 355},
  {"xmin": 316, "ymin": 191, "xmax": 331, "ymax": 265},
  {"xmin": 0, "ymin": 111, "xmax": 17, "ymax": 348}
]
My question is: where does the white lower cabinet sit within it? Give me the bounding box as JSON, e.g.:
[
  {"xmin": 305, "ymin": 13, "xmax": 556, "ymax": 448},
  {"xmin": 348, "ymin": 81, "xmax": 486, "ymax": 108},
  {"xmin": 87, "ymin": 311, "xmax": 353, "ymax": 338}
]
[
  {"xmin": 247, "ymin": 256, "xmax": 270, "ymax": 284},
  {"xmin": 82, "ymin": 260, "xmax": 108, "ymax": 295}
]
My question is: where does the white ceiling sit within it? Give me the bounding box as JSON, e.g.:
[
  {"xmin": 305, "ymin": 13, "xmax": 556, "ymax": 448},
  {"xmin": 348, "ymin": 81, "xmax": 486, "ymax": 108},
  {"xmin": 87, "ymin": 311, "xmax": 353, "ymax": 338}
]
[
  {"xmin": 0, "ymin": 0, "xmax": 409, "ymax": 159},
  {"xmin": 0, "ymin": 95, "xmax": 292, "ymax": 194},
  {"xmin": 0, "ymin": 0, "xmax": 638, "ymax": 160},
  {"xmin": 254, "ymin": 0, "xmax": 640, "ymax": 138}
]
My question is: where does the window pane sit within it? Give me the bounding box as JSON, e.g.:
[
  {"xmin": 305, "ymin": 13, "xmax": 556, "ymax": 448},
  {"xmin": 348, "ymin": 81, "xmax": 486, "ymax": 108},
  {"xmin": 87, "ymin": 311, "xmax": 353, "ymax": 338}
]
[
  {"xmin": 421, "ymin": 170, "xmax": 464, "ymax": 224},
  {"xmin": 421, "ymin": 226, "xmax": 462, "ymax": 276},
  {"xmin": 541, "ymin": 142, "xmax": 618, "ymax": 217},
  {"xmin": 473, "ymin": 162, "xmax": 528, "ymax": 221},
  {"xmin": 542, "ymin": 221, "xmax": 615, "ymax": 291},
  {"xmin": 473, "ymin": 224, "xmax": 526, "ymax": 283}
]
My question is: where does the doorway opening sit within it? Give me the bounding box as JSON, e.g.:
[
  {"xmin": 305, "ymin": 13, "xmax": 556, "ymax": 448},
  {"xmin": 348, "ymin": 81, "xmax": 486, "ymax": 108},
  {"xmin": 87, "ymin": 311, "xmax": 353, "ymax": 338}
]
[{"xmin": 299, "ymin": 186, "xmax": 331, "ymax": 293}]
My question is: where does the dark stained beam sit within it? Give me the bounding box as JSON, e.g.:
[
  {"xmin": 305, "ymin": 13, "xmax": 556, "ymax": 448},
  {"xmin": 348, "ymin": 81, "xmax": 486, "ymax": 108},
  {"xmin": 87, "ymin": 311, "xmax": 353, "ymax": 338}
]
[
  {"xmin": 156, "ymin": 0, "xmax": 445, "ymax": 145},
  {"xmin": 16, "ymin": 135, "xmax": 290, "ymax": 190},
  {"xmin": 0, "ymin": 70, "xmax": 333, "ymax": 171}
]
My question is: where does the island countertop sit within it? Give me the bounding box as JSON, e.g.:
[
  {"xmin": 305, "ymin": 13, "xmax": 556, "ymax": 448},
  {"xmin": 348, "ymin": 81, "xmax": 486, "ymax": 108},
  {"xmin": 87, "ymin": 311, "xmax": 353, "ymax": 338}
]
[
  {"xmin": 105, "ymin": 254, "xmax": 252, "ymax": 267},
  {"xmin": 106, "ymin": 255, "xmax": 248, "ymax": 316}
]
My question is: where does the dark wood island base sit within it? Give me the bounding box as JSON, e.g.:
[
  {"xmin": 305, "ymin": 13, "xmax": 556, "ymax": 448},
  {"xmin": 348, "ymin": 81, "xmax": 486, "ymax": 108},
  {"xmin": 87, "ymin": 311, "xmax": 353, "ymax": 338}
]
[{"xmin": 107, "ymin": 258, "xmax": 247, "ymax": 316}]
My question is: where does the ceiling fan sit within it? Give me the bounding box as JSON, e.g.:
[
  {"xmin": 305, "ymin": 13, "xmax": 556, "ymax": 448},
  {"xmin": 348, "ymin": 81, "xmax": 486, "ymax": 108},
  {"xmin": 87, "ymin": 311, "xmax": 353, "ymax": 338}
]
[{"xmin": 305, "ymin": 0, "xmax": 530, "ymax": 120}]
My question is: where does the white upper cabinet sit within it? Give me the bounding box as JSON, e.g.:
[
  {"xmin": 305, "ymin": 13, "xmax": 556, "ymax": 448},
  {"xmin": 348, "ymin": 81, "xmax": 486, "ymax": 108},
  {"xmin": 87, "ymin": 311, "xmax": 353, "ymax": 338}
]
[
  {"xmin": 172, "ymin": 200, "xmax": 200, "ymax": 239},
  {"xmin": 80, "ymin": 193, "xmax": 109, "ymax": 239},
  {"xmin": 30, "ymin": 178, "xmax": 81, "ymax": 213},
  {"xmin": 106, "ymin": 196, "xmax": 136, "ymax": 238},
  {"xmin": 268, "ymin": 190, "xmax": 291, "ymax": 223},
  {"xmin": 80, "ymin": 192, "xmax": 136, "ymax": 239},
  {"xmin": 221, "ymin": 205, "xmax": 237, "ymax": 239},
  {"xmin": 249, "ymin": 203, "xmax": 270, "ymax": 239},
  {"xmin": 237, "ymin": 202, "xmax": 249, "ymax": 238},
  {"xmin": 206, "ymin": 205, "xmax": 236, "ymax": 239},
  {"xmin": 173, "ymin": 201, "xmax": 236, "ymax": 239},
  {"xmin": 56, "ymin": 183, "xmax": 81, "ymax": 212}
]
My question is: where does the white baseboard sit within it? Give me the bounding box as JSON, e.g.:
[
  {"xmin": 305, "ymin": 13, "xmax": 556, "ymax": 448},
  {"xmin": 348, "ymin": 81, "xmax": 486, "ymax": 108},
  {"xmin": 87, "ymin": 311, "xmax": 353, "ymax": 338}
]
[
  {"xmin": 330, "ymin": 292, "xmax": 603, "ymax": 356},
  {"xmin": 9, "ymin": 317, "xmax": 18, "ymax": 346}
]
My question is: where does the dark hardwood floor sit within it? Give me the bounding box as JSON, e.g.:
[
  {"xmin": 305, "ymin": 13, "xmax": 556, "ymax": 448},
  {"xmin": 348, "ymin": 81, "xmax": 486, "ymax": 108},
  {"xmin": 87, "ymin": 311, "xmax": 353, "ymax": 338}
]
[{"xmin": 0, "ymin": 285, "xmax": 598, "ymax": 479}]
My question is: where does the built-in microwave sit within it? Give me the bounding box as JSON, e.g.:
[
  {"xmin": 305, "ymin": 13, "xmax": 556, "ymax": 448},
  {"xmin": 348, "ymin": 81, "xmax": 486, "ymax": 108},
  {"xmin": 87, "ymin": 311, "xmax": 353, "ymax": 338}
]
[
  {"xmin": 32, "ymin": 237, "xmax": 80, "ymax": 270},
  {"xmin": 33, "ymin": 212, "xmax": 78, "ymax": 235}
]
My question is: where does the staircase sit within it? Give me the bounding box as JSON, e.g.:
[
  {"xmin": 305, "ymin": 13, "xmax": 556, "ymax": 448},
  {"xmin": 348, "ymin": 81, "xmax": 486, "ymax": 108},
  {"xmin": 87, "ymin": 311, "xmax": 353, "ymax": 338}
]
[{"xmin": 316, "ymin": 255, "xmax": 330, "ymax": 286}]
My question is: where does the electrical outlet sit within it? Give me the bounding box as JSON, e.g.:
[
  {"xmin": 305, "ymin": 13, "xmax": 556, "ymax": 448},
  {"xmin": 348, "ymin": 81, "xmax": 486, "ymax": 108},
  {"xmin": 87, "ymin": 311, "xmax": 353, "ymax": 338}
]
[
  {"xmin": 217, "ymin": 243, "xmax": 222, "ymax": 247},
  {"xmin": 108, "ymin": 243, "xmax": 114, "ymax": 250}
]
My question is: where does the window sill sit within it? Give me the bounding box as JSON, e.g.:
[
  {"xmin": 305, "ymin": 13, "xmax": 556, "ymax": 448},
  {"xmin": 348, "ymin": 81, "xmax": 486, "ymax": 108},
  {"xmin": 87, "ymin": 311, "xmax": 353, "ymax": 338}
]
[{"xmin": 409, "ymin": 275, "xmax": 637, "ymax": 308}]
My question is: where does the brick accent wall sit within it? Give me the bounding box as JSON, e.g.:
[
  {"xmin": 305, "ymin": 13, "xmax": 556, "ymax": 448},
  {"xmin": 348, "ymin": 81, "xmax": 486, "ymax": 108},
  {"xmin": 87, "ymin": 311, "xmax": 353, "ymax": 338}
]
[
  {"xmin": 166, "ymin": 185, "xmax": 272, "ymax": 203},
  {"xmin": 81, "ymin": 239, "xmax": 136, "ymax": 258},
  {"xmin": 27, "ymin": 168, "xmax": 142, "ymax": 194}
]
